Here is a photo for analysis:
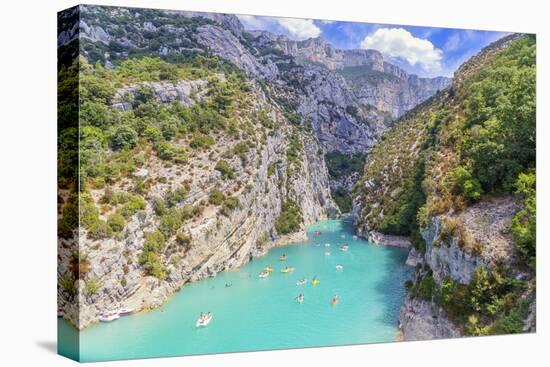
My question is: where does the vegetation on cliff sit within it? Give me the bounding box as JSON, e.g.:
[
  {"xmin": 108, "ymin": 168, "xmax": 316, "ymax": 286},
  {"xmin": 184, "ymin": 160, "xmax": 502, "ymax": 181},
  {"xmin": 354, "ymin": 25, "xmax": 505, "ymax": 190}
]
[
  {"xmin": 325, "ymin": 152, "xmax": 366, "ymax": 213},
  {"xmin": 356, "ymin": 35, "xmax": 536, "ymax": 335},
  {"xmin": 57, "ymin": 50, "xmax": 314, "ymax": 284}
]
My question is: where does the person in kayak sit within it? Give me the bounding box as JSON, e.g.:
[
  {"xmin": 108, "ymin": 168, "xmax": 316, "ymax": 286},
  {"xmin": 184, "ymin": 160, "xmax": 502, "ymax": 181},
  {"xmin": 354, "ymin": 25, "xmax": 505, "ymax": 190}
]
[
  {"xmin": 297, "ymin": 293, "xmax": 304, "ymax": 303},
  {"xmin": 331, "ymin": 294, "xmax": 339, "ymax": 305}
]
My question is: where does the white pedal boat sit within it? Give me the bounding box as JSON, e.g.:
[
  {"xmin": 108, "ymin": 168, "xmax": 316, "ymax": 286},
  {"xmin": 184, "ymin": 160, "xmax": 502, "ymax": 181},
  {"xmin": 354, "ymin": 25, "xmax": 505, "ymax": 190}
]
[
  {"xmin": 196, "ymin": 314, "xmax": 212, "ymax": 327},
  {"xmin": 99, "ymin": 311, "xmax": 120, "ymax": 323}
]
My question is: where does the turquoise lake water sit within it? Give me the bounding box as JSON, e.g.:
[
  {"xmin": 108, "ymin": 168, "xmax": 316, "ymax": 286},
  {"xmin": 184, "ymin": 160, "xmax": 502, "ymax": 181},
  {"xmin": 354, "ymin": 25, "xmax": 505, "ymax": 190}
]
[{"xmin": 58, "ymin": 218, "xmax": 411, "ymax": 362}]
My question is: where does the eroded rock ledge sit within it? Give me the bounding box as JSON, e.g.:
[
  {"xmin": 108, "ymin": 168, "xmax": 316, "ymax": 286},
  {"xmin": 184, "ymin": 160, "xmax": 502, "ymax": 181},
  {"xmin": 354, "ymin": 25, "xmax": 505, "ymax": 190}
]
[{"xmin": 397, "ymin": 297, "xmax": 461, "ymax": 341}]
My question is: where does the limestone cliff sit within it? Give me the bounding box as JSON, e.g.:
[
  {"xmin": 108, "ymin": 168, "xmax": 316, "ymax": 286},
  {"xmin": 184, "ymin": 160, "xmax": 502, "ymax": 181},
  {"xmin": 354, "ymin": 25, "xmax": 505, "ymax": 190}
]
[
  {"xmin": 254, "ymin": 33, "xmax": 451, "ymax": 117},
  {"xmin": 75, "ymin": 6, "xmax": 448, "ymax": 154},
  {"xmin": 58, "ymin": 74, "xmax": 337, "ymax": 329},
  {"xmin": 354, "ymin": 34, "xmax": 536, "ymax": 339}
]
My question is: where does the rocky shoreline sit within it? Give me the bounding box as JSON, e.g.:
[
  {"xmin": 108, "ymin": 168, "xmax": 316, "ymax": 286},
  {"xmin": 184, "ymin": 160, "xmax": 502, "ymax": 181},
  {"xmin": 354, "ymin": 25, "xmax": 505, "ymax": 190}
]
[
  {"xmin": 354, "ymin": 225, "xmax": 412, "ymax": 249},
  {"xmin": 59, "ymin": 223, "xmax": 318, "ymax": 331},
  {"xmin": 58, "ymin": 78, "xmax": 337, "ymax": 330}
]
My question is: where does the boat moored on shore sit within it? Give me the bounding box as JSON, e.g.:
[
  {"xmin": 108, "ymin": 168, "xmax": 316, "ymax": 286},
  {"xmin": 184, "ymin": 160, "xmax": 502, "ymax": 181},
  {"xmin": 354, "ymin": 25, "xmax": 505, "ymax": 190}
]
[
  {"xmin": 118, "ymin": 308, "xmax": 134, "ymax": 317},
  {"xmin": 99, "ymin": 311, "xmax": 120, "ymax": 323}
]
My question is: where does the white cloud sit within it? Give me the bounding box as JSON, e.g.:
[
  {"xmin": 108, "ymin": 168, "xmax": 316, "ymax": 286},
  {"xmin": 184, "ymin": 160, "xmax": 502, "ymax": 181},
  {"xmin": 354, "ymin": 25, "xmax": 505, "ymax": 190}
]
[
  {"xmin": 237, "ymin": 15, "xmax": 321, "ymax": 40},
  {"xmin": 237, "ymin": 15, "xmax": 269, "ymax": 30},
  {"xmin": 277, "ymin": 18, "xmax": 321, "ymax": 39},
  {"xmin": 360, "ymin": 28, "xmax": 443, "ymax": 73}
]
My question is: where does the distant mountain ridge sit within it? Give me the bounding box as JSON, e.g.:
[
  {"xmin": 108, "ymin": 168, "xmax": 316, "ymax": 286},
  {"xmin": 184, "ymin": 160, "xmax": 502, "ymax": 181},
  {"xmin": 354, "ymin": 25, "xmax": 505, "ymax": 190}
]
[
  {"xmin": 73, "ymin": 6, "xmax": 450, "ymax": 153},
  {"xmin": 250, "ymin": 32, "xmax": 451, "ymax": 117}
]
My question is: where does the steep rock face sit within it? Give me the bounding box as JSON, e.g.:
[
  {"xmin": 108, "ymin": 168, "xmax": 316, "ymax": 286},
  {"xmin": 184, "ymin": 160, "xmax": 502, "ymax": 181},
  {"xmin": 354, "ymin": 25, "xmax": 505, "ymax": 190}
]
[
  {"xmin": 355, "ymin": 34, "xmax": 536, "ymax": 340},
  {"xmin": 352, "ymin": 93, "xmax": 436, "ymax": 239},
  {"xmin": 423, "ymin": 198, "xmax": 520, "ymax": 285},
  {"xmin": 261, "ymin": 34, "xmax": 451, "ymax": 117},
  {"xmin": 194, "ymin": 24, "xmax": 279, "ymax": 79},
  {"xmin": 77, "ymin": 6, "xmax": 448, "ymax": 154},
  {"xmin": 349, "ymin": 74, "xmax": 450, "ymax": 117},
  {"xmin": 57, "ymin": 64, "xmax": 336, "ymax": 329},
  {"xmin": 398, "ymin": 297, "xmax": 461, "ymax": 341},
  {"xmin": 65, "ymin": 126, "xmax": 335, "ymax": 330},
  {"xmin": 295, "ymin": 65, "xmax": 386, "ymax": 152},
  {"xmin": 398, "ymin": 198, "xmax": 522, "ymax": 339}
]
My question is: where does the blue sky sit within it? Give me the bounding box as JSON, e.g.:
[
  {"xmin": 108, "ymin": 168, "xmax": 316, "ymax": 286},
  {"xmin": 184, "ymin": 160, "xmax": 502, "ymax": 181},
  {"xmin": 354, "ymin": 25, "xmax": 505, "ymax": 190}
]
[{"xmin": 237, "ymin": 15, "xmax": 509, "ymax": 77}]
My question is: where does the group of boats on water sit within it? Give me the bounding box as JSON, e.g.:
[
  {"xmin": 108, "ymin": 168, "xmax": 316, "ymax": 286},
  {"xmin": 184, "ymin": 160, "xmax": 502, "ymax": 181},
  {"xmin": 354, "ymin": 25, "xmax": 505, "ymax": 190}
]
[
  {"xmin": 257, "ymin": 237, "xmax": 349, "ymax": 310},
  {"xmin": 258, "ymin": 241, "xmax": 347, "ymax": 279},
  {"xmin": 314, "ymin": 241, "xmax": 350, "ymax": 256},
  {"xmin": 96, "ymin": 233, "xmax": 354, "ymax": 328},
  {"xmin": 98, "ymin": 307, "xmax": 135, "ymax": 323}
]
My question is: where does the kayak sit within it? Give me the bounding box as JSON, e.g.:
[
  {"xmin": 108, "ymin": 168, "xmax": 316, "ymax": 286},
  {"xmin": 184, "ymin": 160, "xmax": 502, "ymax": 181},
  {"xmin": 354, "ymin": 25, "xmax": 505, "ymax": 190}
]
[
  {"xmin": 331, "ymin": 299, "xmax": 339, "ymax": 306},
  {"xmin": 196, "ymin": 315, "xmax": 212, "ymax": 327},
  {"xmin": 325, "ymin": 250, "xmax": 331, "ymax": 256},
  {"xmin": 259, "ymin": 271, "xmax": 269, "ymax": 278},
  {"xmin": 264, "ymin": 266, "xmax": 273, "ymax": 273},
  {"xmin": 311, "ymin": 279, "xmax": 319, "ymax": 286},
  {"xmin": 281, "ymin": 267, "xmax": 295, "ymax": 273},
  {"xmin": 325, "ymin": 243, "xmax": 331, "ymax": 247},
  {"xmin": 336, "ymin": 264, "xmax": 343, "ymax": 270},
  {"xmin": 296, "ymin": 279, "xmax": 307, "ymax": 285},
  {"xmin": 279, "ymin": 256, "xmax": 286, "ymax": 261},
  {"xmin": 297, "ymin": 296, "xmax": 304, "ymax": 303},
  {"xmin": 340, "ymin": 245, "xmax": 349, "ymax": 252}
]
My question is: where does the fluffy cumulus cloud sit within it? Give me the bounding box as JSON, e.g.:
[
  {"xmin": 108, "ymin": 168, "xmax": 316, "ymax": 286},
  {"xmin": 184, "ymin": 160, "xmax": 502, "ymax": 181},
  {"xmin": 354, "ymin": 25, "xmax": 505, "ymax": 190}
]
[
  {"xmin": 277, "ymin": 18, "xmax": 321, "ymax": 39},
  {"xmin": 360, "ymin": 28, "xmax": 443, "ymax": 73},
  {"xmin": 238, "ymin": 15, "xmax": 321, "ymax": 40}
]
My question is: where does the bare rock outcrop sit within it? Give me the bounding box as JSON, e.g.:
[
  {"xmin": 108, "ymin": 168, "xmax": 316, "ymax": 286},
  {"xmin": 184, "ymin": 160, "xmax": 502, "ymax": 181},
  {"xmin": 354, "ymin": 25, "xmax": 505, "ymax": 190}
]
[{"xmin": 398, "ymin": 297, "xmax": 461, "ymax": 341}]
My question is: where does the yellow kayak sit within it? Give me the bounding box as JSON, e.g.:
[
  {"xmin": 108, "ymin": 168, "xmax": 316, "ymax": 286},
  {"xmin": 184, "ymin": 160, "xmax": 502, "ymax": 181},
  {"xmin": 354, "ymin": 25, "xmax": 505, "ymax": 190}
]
[
  {"xmin": 281, "ymin": 267, "xmax": 295, "ymax": 273},
  {"xmin": 311, "ymin": 279, "xmax": 319, "ymax": 286},
  {"xmin": 264, "ymin": 266, "xmax": 273, "ymax": 273}
]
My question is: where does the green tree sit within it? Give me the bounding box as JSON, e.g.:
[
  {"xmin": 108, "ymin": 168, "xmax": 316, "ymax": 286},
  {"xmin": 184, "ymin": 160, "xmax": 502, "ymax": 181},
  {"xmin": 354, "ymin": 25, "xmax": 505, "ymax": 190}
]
[
  {"xmin": 107, "ymin": 212, "xmax": 126, "ymax": 232},
  {"xmin": 110, "ymin": 124, "xmax": 138, "ymax": 150},
  {"xmin": 511, "ymin": 172, "xmax": 536, "ymax": 269},
  {"xmin": 215, "ymin": 160, "xmax": 234, "ymax": 179},
  {"xmin": 209, "ymin": 189, "xmax": 225, "ymax": 205},
  {"xmin": 80, "ymin": 100, "xmax": 113, "ymax": 127},
  {"xmin": 452, "ymin": 166, "xmax": 483, "ymax": 202},
  {"xmin": 275, "ymin": 200, "xmax": 302, "ymax": 234}
]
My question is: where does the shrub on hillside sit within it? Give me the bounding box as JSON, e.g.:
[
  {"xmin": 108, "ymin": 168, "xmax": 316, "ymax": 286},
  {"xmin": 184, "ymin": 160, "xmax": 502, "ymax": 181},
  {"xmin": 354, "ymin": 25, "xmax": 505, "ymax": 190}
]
[
  {"xmin": 275, "ymin": 199, "xmax": 302, "ymax": 235},
  {"xmin": 215, "ymin": 160, "xmax": 235, "ymax": 179}
]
